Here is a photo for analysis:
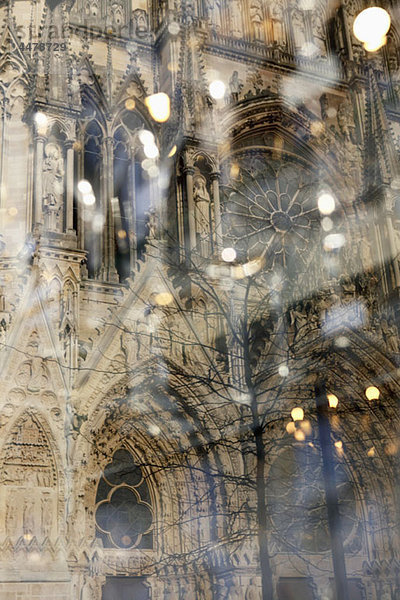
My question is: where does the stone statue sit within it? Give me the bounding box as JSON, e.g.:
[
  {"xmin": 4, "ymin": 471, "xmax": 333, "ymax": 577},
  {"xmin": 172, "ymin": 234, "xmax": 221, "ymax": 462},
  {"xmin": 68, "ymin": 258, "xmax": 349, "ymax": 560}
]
[
  {"xmin": 245, "ymin": 578, "xmax": 260, "ymax": 600},
  {"xmin": 206, "ymin": 0, "xmax": 221, "ymax": 30},
  {"xmin": 193, "ymin": 172, "xmax": 211, "ymax": 253},
  {"xmin": 337, "ymin": 98, "xmax": 355, "ymax": 143},
  {"xmin": 23, "ymin": 498, "xmax": 35, "ymax": 537},
  {"xmin": 16, "ymin": 331, "xmax": 49, "ymax": 393},
  {"xmin": 229, "ymin": 71, "xmax": 243, "ymax": 102},
  {"xmin": 230, "ymin": 0, "xmax": 243, "ymax": 37},
  {"xmin": 42, "ymin": 142, "xmax": 64, "ymax": 232},
  {"xmin": 41, "ymin": 493, "xmax": 52, "ymax": 538},
  {"xmin": 250, "ymin": 0, "xmax": 263, "ymax": 40},
  {"xmin": 291, "ymin": 9, "xmax": 306, "ymax": 50},
  {"xmin": 270, "ymin": 2, "xmax": 285, "ymax": 45},
  {"xmin": 5, "ymin": 495, "xmax": 18, "ymax": 536}
]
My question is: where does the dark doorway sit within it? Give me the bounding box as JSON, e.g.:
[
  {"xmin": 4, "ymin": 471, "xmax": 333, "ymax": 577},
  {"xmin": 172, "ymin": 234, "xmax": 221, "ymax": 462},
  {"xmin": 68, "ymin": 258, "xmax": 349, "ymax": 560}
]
[
  {"xmin": 277, "ymin": 578, "xmax": 315, "ymax": 600},
  {"xmin": 102, "ymin": 577, "xmax": 150, "ymax": 600}
]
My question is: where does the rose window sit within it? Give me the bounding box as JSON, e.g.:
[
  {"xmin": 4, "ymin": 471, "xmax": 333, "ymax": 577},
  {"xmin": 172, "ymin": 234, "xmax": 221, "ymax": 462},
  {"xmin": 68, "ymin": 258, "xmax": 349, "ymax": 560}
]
[
  {"xmin": 221, "ymin": 154, "xmax": 321, "ymax": 272},
  {"xmin": 95, "ymin": 448, "xmax": 153, "ymax": 549}
]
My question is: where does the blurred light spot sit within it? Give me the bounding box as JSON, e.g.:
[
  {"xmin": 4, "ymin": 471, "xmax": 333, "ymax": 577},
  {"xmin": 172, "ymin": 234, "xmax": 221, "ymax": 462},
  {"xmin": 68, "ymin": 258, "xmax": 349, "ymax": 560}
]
[
  {"xmin": 334, "ymin": 440, "xmax": 343, "ymax": 449},
  {"xmin": 230, "ymin": 163, "xmax": 240, "ymax": 178},
  {"xmin": 148, "ymin": 165, "xmax": 160, "ymax": 178},
  {"xmin": 318, "ymin": 192, "xmax": 335, "ymax": 215},
  {"xmin": 24, "ymin": 533, "xmax": 33, "ymax": 542},
  {"xmin": 168, "ymin": 21, "xmax": 180, "ymax": 35},
  {"xmin": 242, "ymin": 256, "xmax": 264, "ymax": 276},
  {"xmin": 155, "ymin": 292, "xmax": 173, "ymax": 306},
  {"xmin": 144, "ymin": 144, "xmax": 159, "ymax": 159},
  {"xmin": 323, "ymin": 233, "xmax": 345, "ymax": 251},
  {"xmin": 148, "ymin": 424, "xmax": 161, "ymax": 436},
  {"xmin": 117, "ymin": 229, "xmax": 127, "ymax": 239},
  {"xmin": 82, "ymin": 193, "xmax": 96, "ymax": 206},
  {"xmin": 300, "ymin": 420, "xmax": 312, "ymax": 435},
  {"xmin": 353, "ymin": 7, "xmax": 390, "ymax": 52},
  {"xmin": 221, "ymin": 247, "xmax": 236, "ymax": 262},
  {"xmin": 291, "ymin": 407, "xmax": 304, "ymax": 422},
  {"xmin": 8, "ymin": 207, "xmax": 18, "ymax": 216},
  {"xmin": 367, "ymin": 446, "xmax": 375, "ymax": 457},
  {"xmin": 29, "ymin": 552, "xmax": 41, "ymax": 562},
  {"xmin": 385, "ymin": 442, "xmax": 398, "ymax": 455},
  {"xmin": 286, "ymin": 421, "xmax": 295, "ymax": 434},
  {"xmin": 73, "ymin": 141, "xmax": 82, "ymax": 151},
  {"xmin": 145, "ymin": 92, "xmax": 170, "ymax": 122},
  {"xmin": 294, "ymin": 430, "xmax": 305, "ymax": 441},
  {"xmin": 328, "ymin": 393, "xmax": 339, "ymax": 408},
  {"xmin": 92, "ymin": 214, "xmax": 105, "ymax": 233},
  {"xmin": 78, "ymin": 180, "xmax": 92, "ymax": 194},
  {"xmin": 335, "ymin": 336, "xmax": 349, "ymax": 348},
  {"xmin": 279, "ymin": 365, "xmax": 289, "ymax": 377},
  {"xmin": 310, "ymin": 121, "xmax": 324, "ymax": 136},
  {"xmin": 34, "ymin": 112, "xmax": 48, "ymax": 134},
  {"xmin": 365, "ymin": 386, "xmax": 380, "ymax": 401},
  {"xmin": 209, "ymin": 80, "xmax": 225, "ymax": 100},
  {"xmin": 121, "ymin": 535, "xmax": 132, "ymax": 545},
  {"xmin": 301, "ymin": 42, "xmax": 318, "ymax": 58},
  {"xmin": 322, "ymin": 217, "xmax": 333, "ymax": 232},
  {"xmin": 327, "ymin": 107, "xmax": 337, "ymax": 119},
  {"xmin": 141, "ymin": 158, "xmax": 155, "ymax": 171},
  {"xmin": 125, "ymin": 98, "xmax": 136, "ymax": 111},
  {"xmin": 168, "ymin": 145, "xmax": 177, "ymax": 158},
  {"xmin": 299, "ymin": 0, "xmax": 315, "ymax": 9},
  {"xmin": 139, "ymin": 129, "xmax": 155, "ymax": 146}
]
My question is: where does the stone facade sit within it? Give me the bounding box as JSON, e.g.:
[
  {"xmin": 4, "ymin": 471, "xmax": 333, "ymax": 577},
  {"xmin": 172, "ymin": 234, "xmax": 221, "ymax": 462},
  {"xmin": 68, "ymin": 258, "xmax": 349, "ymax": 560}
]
[{"xmin": 0, "ymin": 0, "xmax": 400, "ymax": 598}]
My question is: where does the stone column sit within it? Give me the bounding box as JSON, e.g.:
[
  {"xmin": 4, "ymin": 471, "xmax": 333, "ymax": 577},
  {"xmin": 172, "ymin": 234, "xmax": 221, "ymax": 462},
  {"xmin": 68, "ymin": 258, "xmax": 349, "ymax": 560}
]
[
  {"xmin": 211, "ymin": 171, "xmax": 222, "ymax": 250},
  {"xmin": 65, "ymin": 140, "xmax": 75, "ymax": 233},
  {"xmin": 34, "ymin": 135, "xmax": 46, "ymax": 228},
  {"xmin": 102, "ymin": 136, "xmax": 118, "ymax": 282},
  {"xmin": 184, "ymin": 166, "xmax": 197, "ymax": 250}
]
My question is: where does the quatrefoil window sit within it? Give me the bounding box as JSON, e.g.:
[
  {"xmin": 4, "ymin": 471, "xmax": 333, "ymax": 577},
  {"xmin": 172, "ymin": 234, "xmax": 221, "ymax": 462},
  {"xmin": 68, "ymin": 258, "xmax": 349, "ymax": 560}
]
[{"xmin": 95, "ymin": 449, "xmax": 153, "ymax": 549}]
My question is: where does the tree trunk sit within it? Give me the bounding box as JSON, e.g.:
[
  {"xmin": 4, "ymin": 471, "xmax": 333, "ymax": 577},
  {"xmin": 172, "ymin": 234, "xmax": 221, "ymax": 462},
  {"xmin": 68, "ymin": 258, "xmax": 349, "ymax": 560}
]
[{"xmin": 253, "ymin": 422, "xmax": 275, "ymax": 600}]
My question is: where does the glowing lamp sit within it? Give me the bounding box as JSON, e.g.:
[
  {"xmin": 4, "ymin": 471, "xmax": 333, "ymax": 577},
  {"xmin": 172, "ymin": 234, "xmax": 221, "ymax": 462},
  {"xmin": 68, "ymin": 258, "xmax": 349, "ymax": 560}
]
[
  {"xmin": 365, "ymin": 386, "xmax": 380, "ymax": 401},
  {"xmin": 291, "ymin": 407, "xmax": 304, "ymax": 422},
  {"xmin": 327, "ymin": 393, "xmax": 339, "ymax": 408}
]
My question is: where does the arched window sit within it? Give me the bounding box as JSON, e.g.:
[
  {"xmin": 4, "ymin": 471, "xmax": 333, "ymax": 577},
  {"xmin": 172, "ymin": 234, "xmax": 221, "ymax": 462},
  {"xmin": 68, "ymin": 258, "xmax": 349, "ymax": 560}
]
[
  {"xmin": 95, "ymin": 448, "xmax": 153, "ymax": 549},
  {"xmin": 113, "ymin": 110, "xmax": 152, "ymax": 280}
]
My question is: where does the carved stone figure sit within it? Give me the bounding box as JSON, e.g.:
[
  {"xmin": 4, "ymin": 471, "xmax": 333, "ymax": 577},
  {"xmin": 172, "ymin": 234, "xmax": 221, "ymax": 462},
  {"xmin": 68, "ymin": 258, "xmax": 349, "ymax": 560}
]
[
  {"xmin": 230, "ymin": 0, "xmax": 243, "ymax": 37},
  {"xmin": 133, "ymin": 9, "xmax": 148, "ymax": 37},
  {"xmin": 250, "ymin": 0, "xmax": 263, "ymax": 41},
  {"xmin": 23, "ymin": 498, "xmax": 35, "ymax": 537},
  {"xmin": 41, "ymin": 493, "xmax": 53, "ymax": 538},
  {"xmin": 270, "ymin": 2, "xmax": 285, "ymax": 45},
  {"xmin": 337, "ymin": 98, "xmax": 355, "ymax": 143},
  {"xmin": 206, "ymin": 0, "xmax": 221, "ymax": 29},
  {"xmin": 42, "ymin": 142, "xmax": 64, "ymax": 232},
  {"xmin": 193, "ymin": 172, "xmax": 211, "ymax": 253},
  {"xmin": 245, "ymin": 578, "xmax": 260, "ymax": 600},
  {"xmin": 291, "ymin": 9, "xmax": 306, "ymax": 49},
  {"xmin": 229, "ymin": 71, "xmax": 243, "ymax": 102},
  {"xmin": 5, "ymin": 495, "xmax": 18, "ymax": 536},
  {"xmin": 16, "ymin": 332, "xmax": 49, "ymax": 392}
]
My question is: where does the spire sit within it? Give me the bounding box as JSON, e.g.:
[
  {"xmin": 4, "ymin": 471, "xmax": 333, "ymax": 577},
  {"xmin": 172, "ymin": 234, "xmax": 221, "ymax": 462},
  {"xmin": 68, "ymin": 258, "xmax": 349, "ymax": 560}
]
[{"xmin": 364, "ymin": 64, "xmax": 400, "ymax": 194}]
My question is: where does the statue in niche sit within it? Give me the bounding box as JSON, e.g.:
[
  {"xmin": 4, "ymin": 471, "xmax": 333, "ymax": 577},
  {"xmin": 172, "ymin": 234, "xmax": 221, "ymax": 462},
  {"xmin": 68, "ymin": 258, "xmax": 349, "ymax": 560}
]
[
  {"xmin": 291, "ymin": 9, "xmax": 306, "ymax": 50},
  {"xmin": 319, "ymin": 93, "xmax": 328, "ymax": 120},
  {"xmin": 23, "ymin": 498, "xmax": 35, "ymax": 537},
  {"xmin": 193, "ymin": 172, "xmax": 211, "ymax": 254},
  {"xmin": 230, "ymin": 0, "xmax": 243, "ymax": 37},
  {"xmin": 245, "ymin": 578, "xmax": 260, "ymax": 600},
  {"xmin": 197, "ymin": 576, "xmax": 212, "ymax": 599},
  {"xmin": 16, "ymin": 331, "xmax": 49, "ymax": 393},
  {"xmin": 381, "ymin": 318, "xmax": 400, "ymax": 354},
  {"xmin": 270, "ymin": 2, "xmax": 285, "ymax": 45},
  {"xmin": 42, "ymin": 142, "xmax": 64, "ymax": 232},
  {"xmin": 337, "ymin": 98, "xmax": 355, "ymax": 143},
  {"xmin": 206, "ymin": 0, "xmax": 221, "ymax": 30},
  {"xmin": 250, "ymin": 0, "xmax": 264, "ymax": 40},
  {"xmin": 5, "ymin": 495, "xmax": 19, "ymax": 536},
  {"xmin": 229, "ymin": 71, "xmax": 243, "ymax": 102},
  {"xmin": 41, "ymin": 493, "xmax": 52, "ymax": 538},
  {"xmin": 311, "ymin": 12, "xmax": 327, "ymax": 57}
]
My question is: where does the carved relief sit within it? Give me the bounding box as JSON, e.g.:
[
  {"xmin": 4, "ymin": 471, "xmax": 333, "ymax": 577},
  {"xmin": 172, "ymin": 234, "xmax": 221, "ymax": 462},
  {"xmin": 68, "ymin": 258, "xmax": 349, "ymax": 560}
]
[
  {"xmin": 15, "ymin": 332, "xmax": 49, "ymax": 393},
  {"xmin": 42, "ymin": 143, "xmax": 64, "ymax": 232},
  {"xmin": 0, "ymin": 413, "xmax": 57, "ymax": 487}
]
